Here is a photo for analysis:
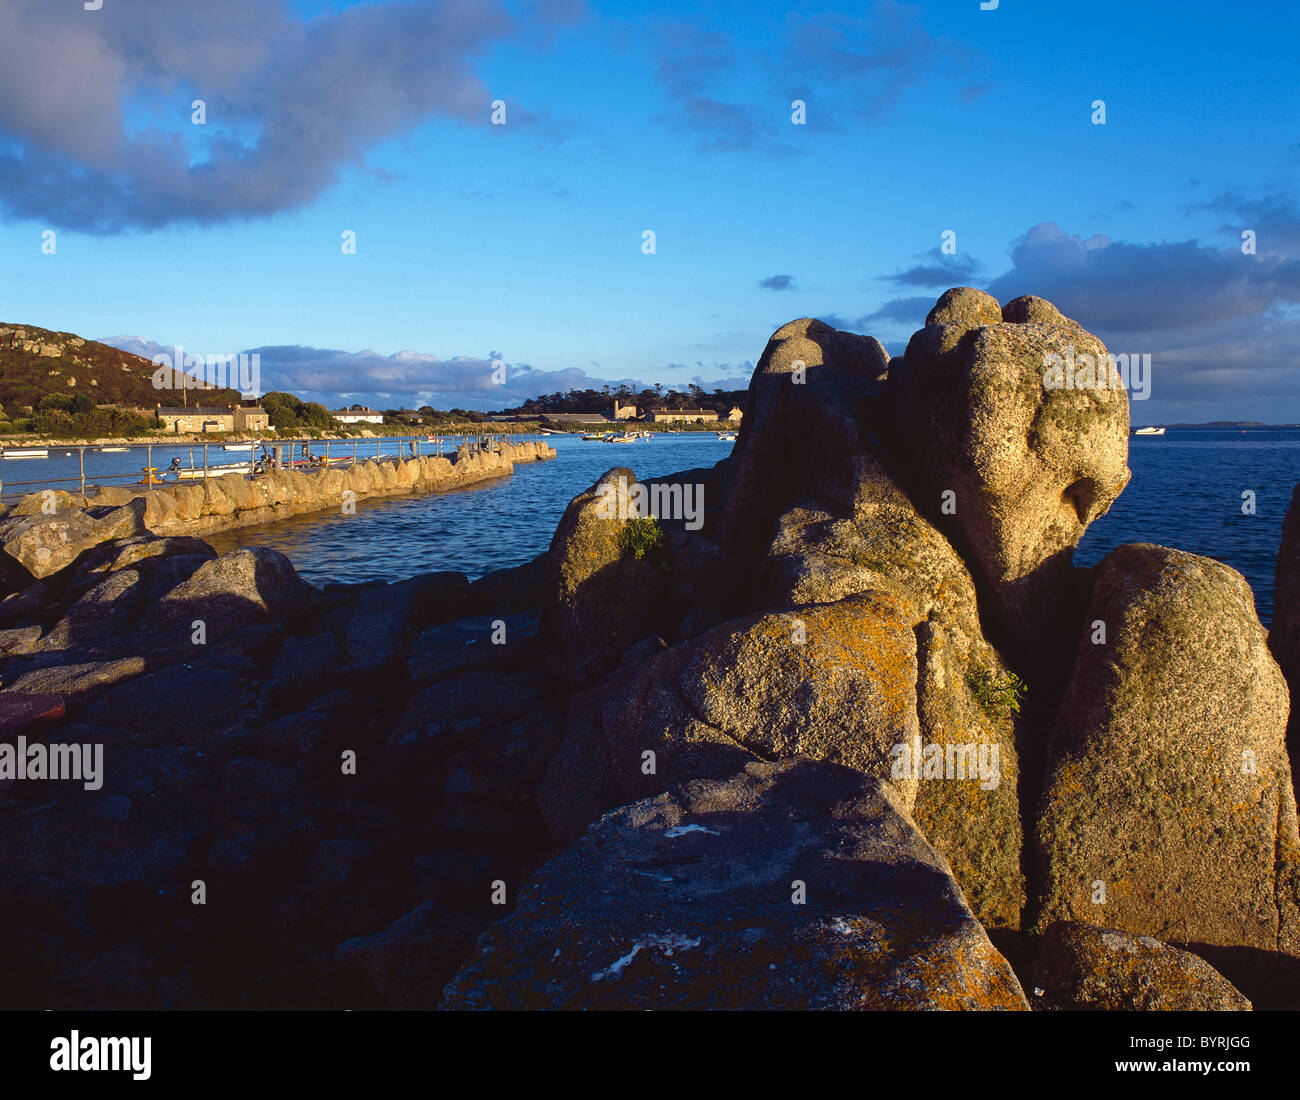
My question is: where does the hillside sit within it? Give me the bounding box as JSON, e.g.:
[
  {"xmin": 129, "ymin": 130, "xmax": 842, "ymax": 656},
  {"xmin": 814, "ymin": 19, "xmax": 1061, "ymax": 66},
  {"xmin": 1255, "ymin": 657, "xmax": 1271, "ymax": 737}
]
[{"xmin": 0, "ymin": 322, "xmax": 242, "ymax": 415}]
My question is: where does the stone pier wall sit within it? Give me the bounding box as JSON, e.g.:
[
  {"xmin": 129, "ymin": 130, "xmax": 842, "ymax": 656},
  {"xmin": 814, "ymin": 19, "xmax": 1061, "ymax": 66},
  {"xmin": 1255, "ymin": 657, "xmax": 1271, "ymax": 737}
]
[{"xmin": 11, "ymin": 439, "xmax": 556, "ymax": 542}]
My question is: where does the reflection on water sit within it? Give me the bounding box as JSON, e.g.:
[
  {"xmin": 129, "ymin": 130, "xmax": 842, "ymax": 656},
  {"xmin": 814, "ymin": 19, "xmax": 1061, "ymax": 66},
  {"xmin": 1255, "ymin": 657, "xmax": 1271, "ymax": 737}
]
[{"xmin": 206, "ymin": 430, "xmax": 1297, "ymax": 624}]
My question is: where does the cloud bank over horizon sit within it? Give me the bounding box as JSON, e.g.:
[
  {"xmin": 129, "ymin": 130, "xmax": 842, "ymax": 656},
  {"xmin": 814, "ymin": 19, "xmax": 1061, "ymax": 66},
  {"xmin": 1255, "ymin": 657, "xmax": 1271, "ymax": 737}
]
[{"xmin": 101, "ymin": 335, "xmax": 754, "ymax": 411}]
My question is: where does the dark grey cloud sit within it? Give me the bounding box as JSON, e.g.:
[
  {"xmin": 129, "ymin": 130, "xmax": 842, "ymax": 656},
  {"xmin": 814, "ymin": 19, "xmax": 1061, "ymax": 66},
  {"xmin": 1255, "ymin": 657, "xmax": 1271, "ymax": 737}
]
[
  {"xmin": 864, "ymin": 218, "xmax": 1300, "ymax": 419},
  {"xmin": 886, "ymin": 248, "xmax": 984, "ymax": 288},
  {"xmin": 0, "ymin": 0, "xmax": 571, "ymax": 232},
  {"xmin": 1191, "ymin": 188, "xmax": 1300, "ymax": 257},
  {"xmin": 759, "ymin": 274, "xmax": 796, "ymax": 291},
  {"xmin": 982, "ymin": 221, "xmax": 1300, "ymax": 333}
]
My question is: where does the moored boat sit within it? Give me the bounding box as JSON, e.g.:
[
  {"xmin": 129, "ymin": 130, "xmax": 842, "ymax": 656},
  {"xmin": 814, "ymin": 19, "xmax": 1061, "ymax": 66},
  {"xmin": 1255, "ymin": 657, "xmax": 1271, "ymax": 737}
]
[
  {"xmin": 174, "ymin": 462, "xmax": 253, "ymax": 480},
  {"xmin": 1133, "ymin": 426, "xmax": 1166, "ymax": 435},
  {"xmin": 1, "ymin": 447, "xmax": 48, "ymax": 458}
]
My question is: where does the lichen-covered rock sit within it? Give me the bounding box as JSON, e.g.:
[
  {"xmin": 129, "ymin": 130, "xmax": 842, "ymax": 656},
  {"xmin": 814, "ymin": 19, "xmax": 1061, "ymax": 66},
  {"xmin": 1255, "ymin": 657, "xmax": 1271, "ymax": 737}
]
[
  {"xmin": 1035, "ymin": 544, "xmax": 1300, "ymax": 958},
  {"xmin": 540, "ymin": 467, "xmax": 670, "ymax": 685},
  {"xmin": 889, "ymin": 290, "xmax": 1130, "ymax": 673},
  {"xmin": 1272, "ymin": 482, "xmax": 1300, "ymax": 764},
  {"xmin": 713, "ymin": 317, "xmax": 889, "ymax": 572},
  {"xmin": 539, "ymin": 592, "xmax": 923, "ymax": 843},
  {"xmin": 927, "ymin": 286, "xmax": 1004, "ymax": 327},
  {"xmin": 444, "ymin": 759, "xmax": 1029, "ymax": 1010},
  {"xmin": 754, "ymin": 450, "xmax": 1026, "ymax": 930},
  {"xmin": 0, "ymin": 502, "xmax": 144, "ymax": 584},
  {"xmin": 1031, "ymin": 922, "xmax": 1251, "ymax": 1011}
]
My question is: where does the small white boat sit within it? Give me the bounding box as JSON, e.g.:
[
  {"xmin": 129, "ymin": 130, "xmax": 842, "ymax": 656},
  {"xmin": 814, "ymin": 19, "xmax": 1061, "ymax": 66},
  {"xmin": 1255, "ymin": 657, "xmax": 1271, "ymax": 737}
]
[
  {"xmin": 2, "ymin": 447, "xmax": 48, "ymax": 458},
  {"xmin": 604, "ymin": 432, "xmax": 637, "ymax": 444},
  {"xmin": 97, "ymin": 446, "xmax": 128, "ymax": 453},
  {"xmin": 174, "ymin": 462, "xmax": 253, "ymax": 480},
  {"xmin": 1133, "ymin": 426, "xmax": 1166, "ymax": 436},
  {"xmin": 716, "ymin": 431, "xmax": 738, "ymax": 442},
  {"xmin": 223, "ymin": 443, "xmax": 255, "ymax": 452}
]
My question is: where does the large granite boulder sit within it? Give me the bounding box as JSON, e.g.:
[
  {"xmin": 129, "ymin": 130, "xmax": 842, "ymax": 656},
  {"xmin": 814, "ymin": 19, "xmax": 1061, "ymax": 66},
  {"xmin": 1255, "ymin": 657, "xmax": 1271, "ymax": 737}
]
[
  {"xmin": 136, "ymin": 547, "xmax": 314, "ymax": 645},
  {"xmin": 1032, "ymin": 921, "xmax": 1251, "ymax": 1011},
  {"xmin": 0, "ymin": 503, "xmax": 144, "ymax": 586},
  {"xmin": 1272, "ymin": 482, "xmax": 1300, "ymax": 765},
  {"xmin": 888, "ymin": 289, "xmax": 1130, "ymax": 673},
  {"xmin": 1034, "ymin": 544, "xmax": 1300, "ymax": 960},
  {"xmin": 540, "ymin": 467, "xmax": 668, "ymax": 685},
  {"xmin": 712, "ymin": 317, "xmax": 890, "ymax": 573},
  {"xmin": 444, "ymin": 759, "xmax": 1029, "ymax": 1010},
  {"xmin": 539, "ymin": 591, "xmax": 924, "ymax": 841}
]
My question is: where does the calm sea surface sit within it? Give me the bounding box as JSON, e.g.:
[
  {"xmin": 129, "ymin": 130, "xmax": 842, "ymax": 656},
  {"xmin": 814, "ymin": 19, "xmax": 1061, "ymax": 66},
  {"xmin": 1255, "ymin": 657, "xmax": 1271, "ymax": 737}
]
[{"xmin": 5, "ymin": 430, "xmax": 1297, "ymax": 625}]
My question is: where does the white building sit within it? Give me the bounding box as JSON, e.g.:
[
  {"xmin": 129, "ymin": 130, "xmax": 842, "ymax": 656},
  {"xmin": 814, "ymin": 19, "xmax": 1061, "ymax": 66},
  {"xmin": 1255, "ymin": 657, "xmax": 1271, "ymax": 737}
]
[{"xmin": 330, "ymin": 406, "xmax": 386, "ymax": 424}]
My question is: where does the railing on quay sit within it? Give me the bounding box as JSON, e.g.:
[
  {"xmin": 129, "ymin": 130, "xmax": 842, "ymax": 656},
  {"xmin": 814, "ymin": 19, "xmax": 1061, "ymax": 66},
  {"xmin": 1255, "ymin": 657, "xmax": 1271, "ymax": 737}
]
[{"xmin": 0, "ymin": 429, "xmax": 542, "ymax": 504}]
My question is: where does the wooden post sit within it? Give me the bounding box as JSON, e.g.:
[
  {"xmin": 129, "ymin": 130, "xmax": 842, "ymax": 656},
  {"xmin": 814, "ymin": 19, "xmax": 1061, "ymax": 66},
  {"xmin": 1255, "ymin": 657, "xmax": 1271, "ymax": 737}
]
[
  {"xmin": 78, "ymin": 447, "xmax": 85, "ymax": 497},
  {"xmin": 203, "ymin": 443, "xmax": 209, "ymax": 480}
]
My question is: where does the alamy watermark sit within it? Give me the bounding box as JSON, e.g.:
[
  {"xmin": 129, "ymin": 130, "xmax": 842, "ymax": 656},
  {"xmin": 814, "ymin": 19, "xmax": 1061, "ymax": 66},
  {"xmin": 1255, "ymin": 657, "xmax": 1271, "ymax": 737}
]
[
  {"xmin": 595, "ymin": 474, "xmax": 704, "ymax": 531},
  {"xmin": 0, "ymin": 736, "xmax": 102, "ymax": 790},
  {"xmin": 150, "ymin": 347, "xmax": 261, "ymax": 397},
  {"xmin": 890, "ymin": 735, "xmax": 1000, "ymax": 791},
  {"xmin": 1043, "ymin": 345, "xmax": 1151, "ymax": 400}
]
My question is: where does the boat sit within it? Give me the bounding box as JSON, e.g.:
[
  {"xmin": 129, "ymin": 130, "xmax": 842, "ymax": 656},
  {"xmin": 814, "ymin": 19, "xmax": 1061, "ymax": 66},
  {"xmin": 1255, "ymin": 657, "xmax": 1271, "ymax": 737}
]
[
  {"xmin": 223, "ymin": 443, "xmax": 256, "ymax": 452},
  {"xmin": 604, "ymin": 432, "xmax": 637, "ymax": 444},
  {"xmin": 97, "ymin": 446, "xmax": 128, "ymax": 453},
  {"xmin": 1, "ymin": 447, "xmax": 48, "ymax": 458},
  {"xmin": 716, "ymin": 431, "xmax": 738, "ymax": 442},
  {"xmin": 580, "ymin": 432, "xmax": 607, "ymax": 441},
  {"xmin": 1133, "ymin": 426, "xmax": 1166, "ymax": 436},
  {"xmin": 174, "ymin": 462, "xmax": 254, "ymax": 480}
]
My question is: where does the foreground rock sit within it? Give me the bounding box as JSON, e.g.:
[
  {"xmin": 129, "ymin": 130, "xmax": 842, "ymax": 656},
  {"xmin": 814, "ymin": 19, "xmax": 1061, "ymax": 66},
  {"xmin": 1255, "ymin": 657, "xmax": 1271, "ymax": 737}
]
[
  {"xmin": 446, "ymin": 759, "xmax": 1029, "ymax": 1010},
  {"xmin": 0, "ymin": 503, "xmax": 143, "ymax": 586},
  {"xmin": 540, "ymin": 592, "xmax": 925, "ymax": 838},
  {"xmin": 1032, "ymin": 922, "xmax": 1251, "ymax": 1011},
  {"xmin": 1035, "ymin": 544, "xmax": 1300, "ymax": 958},
  {"xmin": 1273, "ymin": 482, "xmax": 1300, "ymax": 765}
]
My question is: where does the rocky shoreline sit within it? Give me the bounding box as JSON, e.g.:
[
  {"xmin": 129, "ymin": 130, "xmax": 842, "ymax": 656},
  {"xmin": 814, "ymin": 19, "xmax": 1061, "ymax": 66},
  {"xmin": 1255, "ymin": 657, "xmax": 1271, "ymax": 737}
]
[{"xmin": 0, "ymin": 288, "xmax": 1297, "ymax": 1010}]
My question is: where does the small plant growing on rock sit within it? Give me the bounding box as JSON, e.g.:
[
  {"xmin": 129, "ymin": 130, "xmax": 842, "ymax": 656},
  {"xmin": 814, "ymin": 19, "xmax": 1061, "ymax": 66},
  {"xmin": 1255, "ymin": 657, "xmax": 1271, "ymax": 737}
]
[
  {"xmin": 966, "ymin": 666, "xmax": 1027, "ymax": 721},
  {"xmin": 618, "ymin": 517, "xmax": 670, "ymax": 572}
]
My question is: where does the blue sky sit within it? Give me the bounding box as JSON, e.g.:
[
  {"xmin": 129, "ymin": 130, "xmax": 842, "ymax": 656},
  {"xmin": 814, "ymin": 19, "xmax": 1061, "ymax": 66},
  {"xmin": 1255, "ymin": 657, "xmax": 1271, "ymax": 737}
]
[{"xmin": 0, "ymin": 0, "xmax": 1297, "ymax": 419}]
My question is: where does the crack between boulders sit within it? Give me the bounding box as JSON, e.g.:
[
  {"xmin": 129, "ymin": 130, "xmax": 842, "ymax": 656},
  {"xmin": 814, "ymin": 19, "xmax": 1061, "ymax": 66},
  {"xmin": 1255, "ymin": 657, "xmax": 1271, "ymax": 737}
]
[{"xmin": 670, "ymin": 674, "xmax": 778, "ymax": 764}]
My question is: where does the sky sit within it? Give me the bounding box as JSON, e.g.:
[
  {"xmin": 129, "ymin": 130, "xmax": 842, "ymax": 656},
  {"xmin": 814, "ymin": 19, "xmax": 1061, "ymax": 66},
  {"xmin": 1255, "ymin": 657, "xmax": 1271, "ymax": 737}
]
[{"xmin": 0, "ymin": 0, "xmax": 1297, "ymax": 420}]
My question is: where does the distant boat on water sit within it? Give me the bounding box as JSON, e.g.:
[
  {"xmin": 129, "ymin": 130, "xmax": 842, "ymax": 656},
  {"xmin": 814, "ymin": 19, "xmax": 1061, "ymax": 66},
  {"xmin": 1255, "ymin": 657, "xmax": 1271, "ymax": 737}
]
[
  {"xmin": 1134, "ymin": 426, "xmax": 1166, "ymax": 436},
  {"xmin": 97, "ymin": 446, "xmax": 128, "ymax": 453},
  {"xmin": 1, "ymin": 447, "xmax": 48, "ymax": 458},
  {"xmin": 716, "ymin": 430, "xmax": 738, "ymax": 442}
]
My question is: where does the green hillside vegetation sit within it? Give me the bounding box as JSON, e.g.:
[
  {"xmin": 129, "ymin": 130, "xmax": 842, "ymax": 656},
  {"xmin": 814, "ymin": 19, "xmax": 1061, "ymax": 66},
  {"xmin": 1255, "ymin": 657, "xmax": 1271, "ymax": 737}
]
[{"xmin": 0, "ymin": 322, "xmax": 242, "ymax": 423}]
